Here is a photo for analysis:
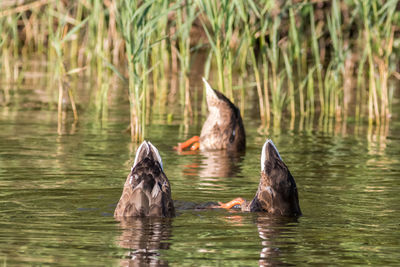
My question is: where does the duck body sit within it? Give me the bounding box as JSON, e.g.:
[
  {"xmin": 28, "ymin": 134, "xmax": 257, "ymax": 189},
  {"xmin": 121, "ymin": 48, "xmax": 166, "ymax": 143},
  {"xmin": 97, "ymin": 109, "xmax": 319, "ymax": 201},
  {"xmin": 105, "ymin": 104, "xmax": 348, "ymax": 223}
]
[
  {"xmin": 200, "ymin": 78, "xmax": 245, "ymax": 151},
  {"xmin": 244, "ymin": 140, "xmax": 301, "ymax": 216},
  {"xmin": 218, "ymin": 139, "xmax": 301, "ymax": 217},
  {"xmin": 114, "ymin": 141, "xmax": 175, "ymax": 218}
]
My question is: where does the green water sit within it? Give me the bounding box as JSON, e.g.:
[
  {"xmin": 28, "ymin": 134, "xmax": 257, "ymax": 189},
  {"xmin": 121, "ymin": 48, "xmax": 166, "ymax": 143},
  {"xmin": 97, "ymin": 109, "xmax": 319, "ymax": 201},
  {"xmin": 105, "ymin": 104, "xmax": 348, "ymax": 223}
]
[{"xmin": 1, "ymin": 88, "xmax": 400, "ymax": 266}]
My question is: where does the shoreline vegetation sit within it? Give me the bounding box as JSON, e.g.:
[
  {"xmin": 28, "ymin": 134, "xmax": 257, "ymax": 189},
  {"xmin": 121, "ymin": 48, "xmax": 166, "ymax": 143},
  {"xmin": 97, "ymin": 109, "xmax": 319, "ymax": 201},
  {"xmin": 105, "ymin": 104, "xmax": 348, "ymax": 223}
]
[{"xmin": 0, "ymin": 0, "xmax": 399, "ymax": 140}]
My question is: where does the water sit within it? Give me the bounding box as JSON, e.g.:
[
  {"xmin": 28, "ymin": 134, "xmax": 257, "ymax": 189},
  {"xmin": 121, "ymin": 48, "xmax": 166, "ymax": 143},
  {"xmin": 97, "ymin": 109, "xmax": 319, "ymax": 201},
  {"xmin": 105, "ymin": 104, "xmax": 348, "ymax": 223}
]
[{"xmin": 1, "ymin": 89, "xmax": 400, "ymax": 266}]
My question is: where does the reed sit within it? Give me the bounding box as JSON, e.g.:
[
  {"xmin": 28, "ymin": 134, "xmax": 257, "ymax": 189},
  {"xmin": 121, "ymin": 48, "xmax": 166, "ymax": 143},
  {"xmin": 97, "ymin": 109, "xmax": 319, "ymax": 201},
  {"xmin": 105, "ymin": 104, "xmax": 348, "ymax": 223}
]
[
  {"xmin": 282, "ymin": 45, "xmax": 295, "ymax": 120},
  {"xmin": 116, "ymin": 0, "xmax": 177, "ymax": 141},
  {"xmin": 267, "ymin": 14, "xmax": 285, "ymax": 127},
  {"xmin": 309, "ymin": 4, "xmax": 325, "ymax": 117},
  {"xmin": 288, "ymin": 3, "xmax": 304, "ymax": 116},
  {"xmin": 235, "ymin": 0, "xmax": 266, "ymax": 123},
  {"xmin": 326, "ymin": 0, "xmax": 344, "ymax": 119},
  {"xmin": 0, "ymin": 0, "xmax": 398, "ymax": 137},
  {"xmin": 358, "ymin": 0, "xmax": 397, "ymax": 125},
  {"xmin": 150, "ymin": 0, "xmax": 168, "ymax": 112},
  {"xmin": 176, "ymin": 0, "xmax": 198, "ymax": 117},
  {"xmin": 198, "ymin": 0, "xmax": 236, "ymax": 100},
  {"xmin": 48, "ymin": 1, "xmax": 88, "ymax": 131},
  {"xmin": 117, "ymin": 0, "xmax": 150, "ymax": 141},
  {"xmin": 257, "ymin": 1, "xmax": 273, "ymax": 125}
]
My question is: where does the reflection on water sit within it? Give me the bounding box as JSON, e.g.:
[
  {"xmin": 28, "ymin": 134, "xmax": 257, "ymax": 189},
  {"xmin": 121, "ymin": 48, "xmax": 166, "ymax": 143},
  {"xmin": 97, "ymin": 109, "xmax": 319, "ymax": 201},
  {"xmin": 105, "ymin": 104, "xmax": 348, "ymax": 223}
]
[
  {"xmin": 367, "ymin": 122, "xmax": 391, "ymax": 156},
  {"xmin": 174, "ymin": 149, "xmax": 245, "ymax": 197},
  {"xmin": 117, "ymin": 217, "xmax": 172, "ymax": 266},
  {"xmin": 197, "ymin": 150, "xmax": 245, "ymax": 178},
  {"xmin": 1, "ymin": 91, "xmax": 400, "ymax": 265},
  {"xmin": 178, "ymin": 149, "xmax": 244, "ymax": 178},
  {"xmin": 218, "ymin": 211, "xmax": 299, "ymax": 266},
  {"xmin": 256, "ymin": 215, "xmax": 298, "ymax": 267}
]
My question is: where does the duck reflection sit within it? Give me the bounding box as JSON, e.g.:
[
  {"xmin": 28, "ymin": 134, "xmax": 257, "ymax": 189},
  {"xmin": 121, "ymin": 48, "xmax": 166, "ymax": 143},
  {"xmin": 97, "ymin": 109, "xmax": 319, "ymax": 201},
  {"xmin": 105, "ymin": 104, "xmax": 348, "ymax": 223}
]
[
  {"xmin": 198, "ymin": 149, "xmax": 244, "ymax": 178},
  {"xmin": 117, "ymin": 217, "xmax": 172, "ymax": 267},
  {"xmin": 255, "ymin": 214, "xmax": 298, "ymax": 266},
  {"xmin": 180, "ymin": 149, "xmax": 244, "ymax": 178}
]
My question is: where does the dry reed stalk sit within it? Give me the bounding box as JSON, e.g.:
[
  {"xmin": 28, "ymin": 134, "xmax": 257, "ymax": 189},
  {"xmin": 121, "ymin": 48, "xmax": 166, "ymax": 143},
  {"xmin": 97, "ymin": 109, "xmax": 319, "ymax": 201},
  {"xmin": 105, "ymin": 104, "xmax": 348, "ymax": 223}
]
[
  {"xmin": 57, "ymin": 78, "xmax": 63, "ymax": 134},
  {"xmin": 368, "ymin": 55, "xmax": 380, "ymax": 124},
  {"xmin": 0, "ymin": 0, "xmax": 54, "ymax": 18},
  {"xmin": 67, "ymin": 84, "xmax": 78, "ymax": 121},
  {"xmin": 262, "ymin": 61, "xmax": 271, "ymax": 124},
  {"xmin": 342, "ymin": 51, "xmax": 353, "ymax": 120},
  {"xmin": 380, "ymin": 29, "xmax": 394, "ymax": 120},
  {"xmin": 250, "ymin": 50, "xmax": 265, "ymax": 123}
]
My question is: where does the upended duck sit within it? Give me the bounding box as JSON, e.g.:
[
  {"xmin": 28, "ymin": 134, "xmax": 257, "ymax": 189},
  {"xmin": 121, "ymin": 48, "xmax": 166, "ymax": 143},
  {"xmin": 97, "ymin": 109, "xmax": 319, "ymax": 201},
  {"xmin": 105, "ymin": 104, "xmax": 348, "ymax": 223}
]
[
  {"xmin": 218, "ymin": 139, "xmax": 302, "ymax": 217},
  {"xmin": 114, "ymin": 140, "xmax": 300, "ymax": 218},
  {"xmin": 114, "ymin": 141, "xmax": 175, "ymax": 218},
  {"xmin": 175, "ymin": 78, "xmax": 245, "ymax": 151}
]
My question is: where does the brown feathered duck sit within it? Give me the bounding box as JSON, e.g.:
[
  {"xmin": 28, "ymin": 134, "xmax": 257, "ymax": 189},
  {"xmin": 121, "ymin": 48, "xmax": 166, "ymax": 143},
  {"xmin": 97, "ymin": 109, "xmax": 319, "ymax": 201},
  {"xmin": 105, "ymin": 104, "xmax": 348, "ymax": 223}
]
[
  {"xmin": 218, "ymin": 139, "xmax": 302, "ymax": 217},
  {"xmin": 175, "ymin": 78, "xmax": 245, "ymax": 151},
  {"xmin": 114, "ymin": 141, "xmax": 175, "ymax": 218}
]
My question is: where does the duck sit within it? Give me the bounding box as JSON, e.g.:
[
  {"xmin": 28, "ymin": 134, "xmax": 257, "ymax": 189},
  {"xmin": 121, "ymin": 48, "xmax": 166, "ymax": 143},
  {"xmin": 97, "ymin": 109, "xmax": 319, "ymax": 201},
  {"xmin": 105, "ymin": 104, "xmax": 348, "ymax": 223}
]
[
  {"xmin": 114, "ymin": 141, "xmax": 175, "ymax": 218},
  {"xmin": 175, "ymin": 78, "xmax": 245, "ymax": 151},
  {"xmin": 218, "ymin": 139, "xmax": 301, "ymax": 217}
]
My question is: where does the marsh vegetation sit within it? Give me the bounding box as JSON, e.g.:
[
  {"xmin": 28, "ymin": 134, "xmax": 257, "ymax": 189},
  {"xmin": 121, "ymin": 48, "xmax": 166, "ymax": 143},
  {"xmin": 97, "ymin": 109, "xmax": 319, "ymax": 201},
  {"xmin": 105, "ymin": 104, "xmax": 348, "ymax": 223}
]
[
  {"xmin": 0, "ymin": 0, "xmax": 399, "ymax": 140},
  {"xmin": 1, "ymin": 1, "xmax": 400, "ymax": 265}
]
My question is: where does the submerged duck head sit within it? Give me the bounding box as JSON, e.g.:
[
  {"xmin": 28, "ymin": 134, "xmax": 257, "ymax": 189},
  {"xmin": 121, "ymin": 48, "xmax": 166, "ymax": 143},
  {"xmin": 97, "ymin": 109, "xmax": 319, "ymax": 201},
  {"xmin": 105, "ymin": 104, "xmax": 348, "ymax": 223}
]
[
  {"xmin": 199, "ymin": 78, "xmax": 246, "ymax": 151},
  {"xmin": 247, "ymin": 139, "xmax": 301, "ymax": 216},
  {"xmin": 114, "ymin": 141, "xmax": 175, "ymax": 218}
]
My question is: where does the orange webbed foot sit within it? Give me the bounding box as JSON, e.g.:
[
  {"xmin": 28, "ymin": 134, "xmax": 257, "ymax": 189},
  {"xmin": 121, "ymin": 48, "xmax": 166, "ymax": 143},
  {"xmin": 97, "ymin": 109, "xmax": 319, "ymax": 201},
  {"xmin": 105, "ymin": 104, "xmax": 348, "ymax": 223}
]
[
  {"xmin": 174, "ymin": 136, "xmax": 200, "ymax": 151},
  {"xmin": 217, "ymin": 197, "xmax": 245, "ymax": 209},
  {"xmin": 190, "ymin": 142, "xmax": 200, "ymax": 151}
]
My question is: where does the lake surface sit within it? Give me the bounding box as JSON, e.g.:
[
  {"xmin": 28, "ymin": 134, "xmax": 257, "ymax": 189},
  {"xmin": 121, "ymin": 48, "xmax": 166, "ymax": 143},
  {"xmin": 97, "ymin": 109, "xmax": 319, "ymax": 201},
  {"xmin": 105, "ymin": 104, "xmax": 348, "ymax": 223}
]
[{"xmin": 1, "ymin": 84, "xmax": 400, "ymax": 266}]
